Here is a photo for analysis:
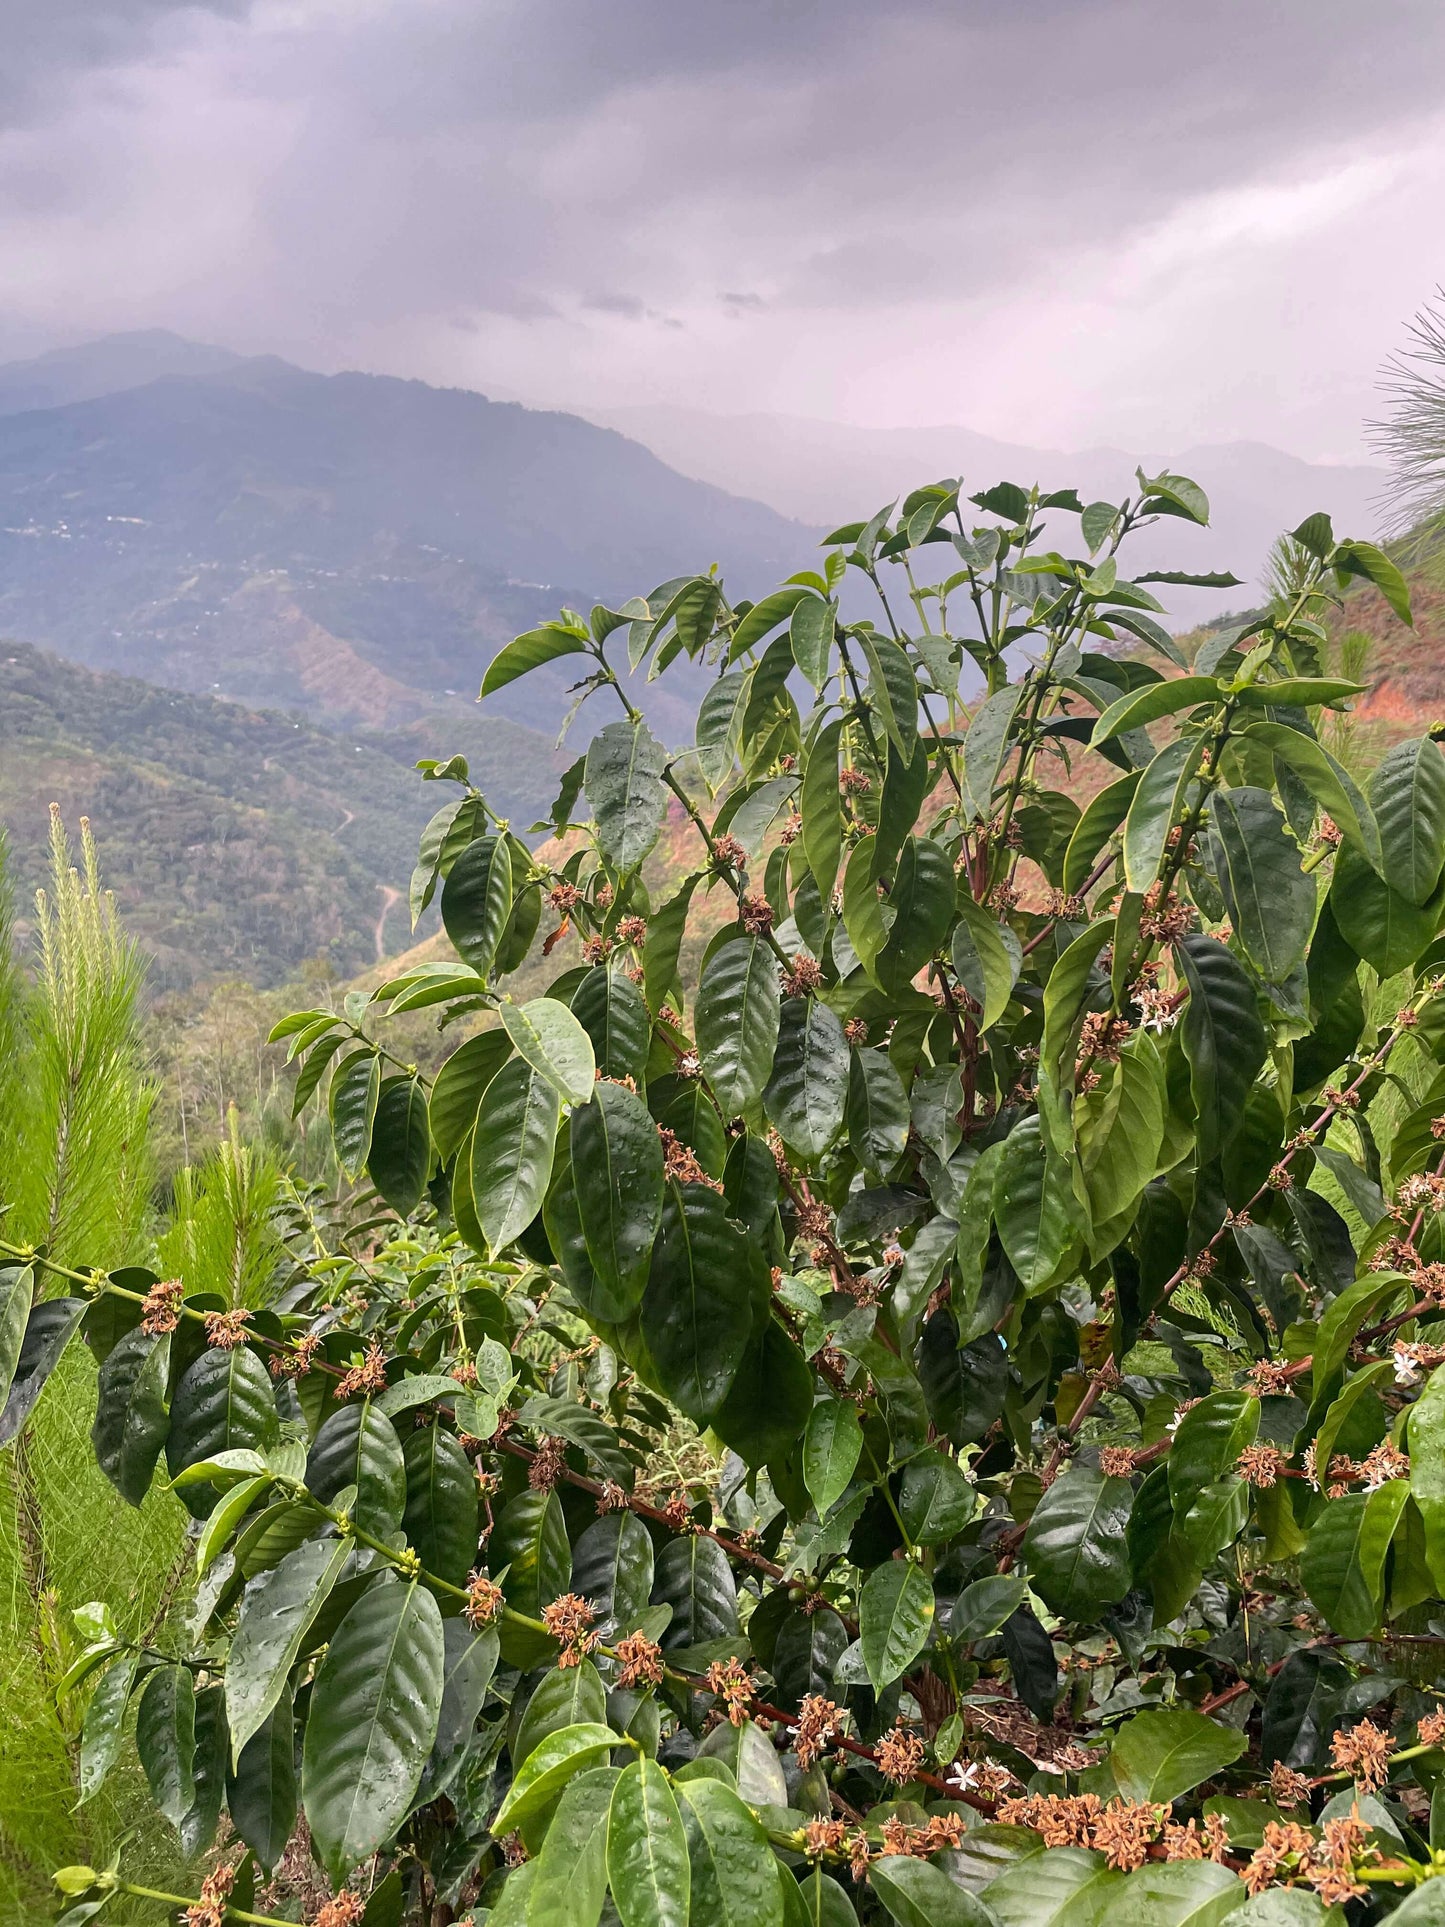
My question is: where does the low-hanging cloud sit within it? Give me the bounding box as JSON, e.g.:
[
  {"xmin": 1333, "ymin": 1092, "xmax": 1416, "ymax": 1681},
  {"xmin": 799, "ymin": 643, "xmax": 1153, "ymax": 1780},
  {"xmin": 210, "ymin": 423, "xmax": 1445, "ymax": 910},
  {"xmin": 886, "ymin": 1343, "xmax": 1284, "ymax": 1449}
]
[{"xmin": 4, "ymin": 0, "xmax": 1445, "ymax": 458}]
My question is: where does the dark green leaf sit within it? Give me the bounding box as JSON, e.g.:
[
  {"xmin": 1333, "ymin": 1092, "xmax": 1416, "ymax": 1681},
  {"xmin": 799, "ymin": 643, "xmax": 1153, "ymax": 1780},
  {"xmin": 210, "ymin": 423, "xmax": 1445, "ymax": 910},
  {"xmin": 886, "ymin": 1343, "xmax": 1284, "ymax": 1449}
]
[
  {"xmin": 1023, "ymin": 1466, "xmax": 1133, "ymax": 1620},
  {"xmin": 993, "ymin": 1117, "xmax": 1074, "ymax": 1292},
  {"xmin": 803, "ymin": 1398, "xmax": 863, "ymax": 1516},
  {"xmin": 1300, "ymin": 1480, "xmax": 1408, "ymax": 1638},
  {"xmin": 764, "ymin": 997, "xmax": 850, "ymax": 1159},
  {"xmin": 951, "ymin": 896, "xmax": 1018, "ymax": 1032},
  {"xmin": 983, "ymin": 1847, "xmax": 1123, "ymax": 1927},
  {"xmin": 585, "ymin": 720, "xmax": 669, "ymax": 871},
  {"xmin": 640, "ymin": 1183, "xmax": 754, "ymax": 1422},
  {"xmin": 677, "ymin": 1777, "xmax": 783, "ymax": 1927},
  {"xmin": 469, "ymin": 1057, "xmax": 562, "ymax": 1256},
  {"xmin": 528, "ymin": 1765, "xmax": 618, "ymax": 1927},
  {"xmin": 402, "ymin": 1424, "xmax": 478, "ymax": 1588},
  {"xmin": 481, "ymin": 622, "xmax": 591, "ymax": 696},
  {"xmin": 571, "ymin": 1079, "xmax": 664, "ymax": 1320},
  {"xmin": 442, "ymin": 834, "xmax": 514, "ymax": 977},
  {"xmin": 871, "ymin": 1855, "xmax": 997, "ymax": 1927},
  {"xmin": 1109, "ymin": 1708, "xmax": 1246, "ymax": 1804},
  {"xmin": 1123, "ymin": 737, "xmax": 1205, "ymax": 891},
  {"xmin": 136, "ymin": 1664, "xmax": 196, "ymax": 1828},
  {"xmin": 331, "ymin": 1050, "xmax": 381, "ymax": 1179},
  {"xmin": 305, "ymin": 1401, "xmax": 407, "ymax": 1537},
  {"xmin": 301, "ymin": 1580, "xmax": 445, "ymax": 1885},
  {"xmin": 227, "ymin": 1688, "xmax": 297, "ymax": 1873},
  {"xmin": 78, "ymin": 1653, "xmax": 140, "ymax": 1804},
  {"xmin": 1206, "ymin": 787, "xmax": 1314, "ymax": 982},
  {"xmin": 226, "ymin": 1537, "xmax": 352, "ymax": 1761},
  {"xmin": 514, "ymin": 1659, "xmax": 608, "ymax": 1771},
  {"xmin": 696, "ymin": 935, "xmax": 781, "ymax": 1116},
  {"xmin": 1177, "ymin": 934, "xmax": 1267, "ymax": 1164},
  {"xmin": 92, "ymin": 1327, "xmax": 172, "ymax": 1506},
  {"xmin": 501, "ymin": 996, "xmax": 596, "ymax": 1106},
  {"xmin": 606, "ymin": 1757, "xmax": 690, "ymax": 1927},
  {"xmin": 651, "ymin": 1533, "xmax": 738, "ymax": 1652},
  {"xmin": 1370, "ymin": 737, "xmax": 1445, "ymax": 904},
  {"xmin": 367, "ymin": 1076, "xmax": 431, "ymax": 1217},
  {"xmin": 571, "ymin": 966, "xmax": 652, "ymax": 1085},
  {"xmin": 859, "ymin": 1558, "xmax": 934, "ymax": 1693},
  {"xmin": 0, "ymin": 1297, "xmax": 85, "ymax": 1445},
  {"xmin": 571, "ymin": 1512, "xmax": 655, "ymax": 1638},
  {"xmin": 876, "ymin": 837, "xmax": 955, "ymax": 992},
  {"xmin": 166, "ymin": 1345, "xmax": 280, "ymax": 1519}
]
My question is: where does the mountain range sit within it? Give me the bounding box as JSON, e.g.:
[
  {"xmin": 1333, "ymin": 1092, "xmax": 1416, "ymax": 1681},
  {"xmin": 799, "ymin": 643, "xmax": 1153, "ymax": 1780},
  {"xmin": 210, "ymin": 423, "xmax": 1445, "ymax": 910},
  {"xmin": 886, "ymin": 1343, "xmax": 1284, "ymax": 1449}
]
[{"xmin": 0, "ymin": 329, "xmax": 1413, "ymax": 991}]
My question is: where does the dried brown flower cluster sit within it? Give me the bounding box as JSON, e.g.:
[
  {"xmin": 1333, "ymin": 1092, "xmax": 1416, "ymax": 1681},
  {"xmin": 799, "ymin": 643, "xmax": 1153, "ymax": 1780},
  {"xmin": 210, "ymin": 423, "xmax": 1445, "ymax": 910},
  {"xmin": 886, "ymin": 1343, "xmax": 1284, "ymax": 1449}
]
[
  {"xmin": 1265, "ymin": 1162, "xmax": 1293, "ymax": 1191},
  {"xmin": 844, "ymin": 1017, "xmax": 868, "ymax": 1045},
  {"xmin": 780, "ymin": 810, "xmax": 803, "ymax": 846},
  {"xmin": 614, "ymin": 1631, "xmax": 665, "ymax": 1688},
  {"xmin": 1139, "ymin": 883, "xmax": 1195, "ymax": 942},
  {"xmin": 185, "ymin": 1862, "xmax": 236, "ymax": 1927},
  {"xmin": 528, "ymin": 1434, "xmax": 568, "ymax": 1491},
  {"xmin": 801, "ymin": 1818, "xmax": 848, "ymax": 1859},
  {"xmin": 463, "ymin": 1572, "xmax": 504, "ymax": 1630},
  {"xmin": 549, "ymin": 881, "xmax": 582, "ymax": 912},
  {"xmin": 782, "ymin": 954, "xmax": 824, "ymax": 996},
  {"xmin": 335, "ymin": 1343, "xmax": 387, "ymax": 1398},
  {"xmin": 542, "ymin": 1593, "xmax": 599, "ymax": 1667},
  {"xmin": 839, "ymin": 766, "xmax": 872, "ymax": 795},
  {"xmin": 1397, "ymin": 1171, "xmax": 1445, "ymax": 1217},
  {"xmin": 595, "ymin": 1479, "xmax": 628, "ymax": 1514},
  {"xmin": 1419, "ymin": 1709, "xmax": 1445, "ymax": 1747},
  {"xmin": 1245, "ymin": 1360, "xmax": 1295, "ymax": 1395},
  {"xmin": 1162, "ymin": 1815, "xmax": 1231, "ymax": 1863},
  {"xmin": 581, "ymin": 936, "xmax": 611, "ymax": 964},
  {"xmin": 998, "ymin": 1793, "xmax": 1168, "ymax": 1871},
  {"xmin": 660, "ymin": 1493, "xmax": 692, "ymax": 1530},
  {"xmin": 1269, "ymin": 1763, "xmax": 1311, "ymax": 1806},
  {"xmin": 873, "ymin": 1723, "xmax": 925, "ymax": 1785},
  {"xmin": 794, "ymin": 1198, "xmax": 834, "ymax": 1242},
  {"xmin": 616, "ymin": 915, "xmax": 648, "ymax": 944},
  {"xmin": 739, "ymin": 892, "xmax": 774, "ymax": 935},
  {"xmin": 704, "ymin": 1658, "xmax": 754, "ymax": 1725},
  {"xmin": 1077, "ymin": 1011, "xmax": 1133, "ymax": 1066},
  {"xmin": 1236, "ymin": 1443, "xmax": 1287, "ymax": 1488},
  {"xmin": 1098, "ymin": 1446, "xmax": 1138, "ymax": 1477},
  {"xmin": 203, "ymin": 1308, "xmax": 252, "ymax": 1351},
  {"xmin": 270, "ymin": 1331, "xmax": 321, "ymax": 1380},
  {"xmin": 878, "ymin": 1813, "xmax": 966, "ymax": 1857},
  {"xmin": 313, "ymin": 1893, "xmax": 367, "ymax": 1927},
  {"xmin": 1330, "ymin": 1719, "xmax": 1393, "ymax": 1792},
  {"xmin": 792, "ymin": 1695, "xmax": 843, "ymax": 1768},
  {"xmin": 712, "ymin": 833, "xmax": 747, "ymax": 869},
  {"xmin": 658, "ymin": 1126, "xmax": 723, "ymax": 1193},
  {"xmin": 140, "ymin": 1277, "xmax": 185, "ymax": 1335},
  {"xmin": 1242, "ymin": 1812, "xmax": 1378, "ymax": 1905}
]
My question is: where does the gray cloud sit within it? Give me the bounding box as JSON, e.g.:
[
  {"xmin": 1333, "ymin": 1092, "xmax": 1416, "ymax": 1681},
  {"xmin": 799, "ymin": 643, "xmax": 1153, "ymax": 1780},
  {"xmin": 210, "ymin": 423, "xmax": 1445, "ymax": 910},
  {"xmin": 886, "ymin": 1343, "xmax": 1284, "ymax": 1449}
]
[{"xmin": 1, "ymin": 0, "xmax": 1443, "ymax": 457}]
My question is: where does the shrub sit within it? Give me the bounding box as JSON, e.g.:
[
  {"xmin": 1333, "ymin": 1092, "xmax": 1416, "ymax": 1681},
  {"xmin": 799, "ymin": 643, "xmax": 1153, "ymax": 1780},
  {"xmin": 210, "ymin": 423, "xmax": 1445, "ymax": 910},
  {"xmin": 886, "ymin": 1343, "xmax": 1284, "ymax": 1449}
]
[{"xmin": 15, "ymin": 475, "xmax": 1445, "ymax": 1925}]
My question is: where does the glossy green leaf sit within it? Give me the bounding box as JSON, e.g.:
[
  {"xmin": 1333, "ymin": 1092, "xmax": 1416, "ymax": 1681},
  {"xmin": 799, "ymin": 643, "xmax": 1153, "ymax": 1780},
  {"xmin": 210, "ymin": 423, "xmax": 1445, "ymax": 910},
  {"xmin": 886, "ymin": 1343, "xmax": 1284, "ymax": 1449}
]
[
  {"xmin": 696, "ymin": 934, "xmax": 781, "ymax": 1116},
  {"xmin": 871, "ymin": 1855, "xmax": 998, "ymax": 1927},
  {"xmin": 166, "ymin": 1344, "xmax": 280, "ymax": 1518},
  {"xmin": 1370, "ymin": 737, "xmax": 1445, "ymax": 904},
  {"xmin": 1177, "ymin": 933, "xmax": 1267, "ymax": 1164},
  {"xmin": 571, "ymin": 1078, "xmax": 664, "ymax": 1320},
  {"xmin": 305, "ymin": 1400, "xmax": 407, "ymax": 1537},
  {"xmin": 677, "ymin": 1778, "xmax": 783, "ymax": 1927},
  {"xmin": 92, "ymin": 1327, "xmax": 172, "ymax": 1506},
  {"xmin": 227, "ymin": 1688, "xmax": 297, "ymax": 1874},
  {"xmin": 765, "ymin": 997, "xmax": 850, "ymax": 1160},
  {"xmin": 226, "ymin": 1536, "xmax": 352, "ymax": 1762},
  {"xmin": 859, "ymin": 1558, "xmax": 934, "ymax": 1693},
  {"xmin": 1023, "ymin": 1466, "xmax": 1133, "ymax": 1620},
  {"xmin": 492, "ymin": 1487, "xmax": 572, "ymax": 1667},
  {"xmin": 640, "ymin": 1182, "xmax": 753, "ymax": 1422},
  {"xmin": 367, "ymin": 1076, "xmax": 431, "ymax": 1216},
  {"xmin": 136, "ymin": 1664, "xmax": 196, "ymax": 1828},
  {"xmin": 1300, "ymin": 1479, "xmax": 1409, "ymax": 1638},
  {"xmin": 803, "ymin": 1397, "xmax": 863, "ymax": 1517},
  {"xmin": 951, "ymin": 895, "xmax": 1017, "ymax": 1032},
  {"xmin": 527, "ymin": 1764, "xmax": 618, "ymax": 1927},
  {"xmin": 607, "ymin": 1757, "xmax": 690, "ymax": 1927},
  {"xmin": 899, "ymin": 1447, "xmax": 978, "ymax": 1544},
  {"xmin": 514, "ymin": 1658, "xmax": 607, "ymax": 1774},
  {"xmin": 800, "ymin": 718, "xmax": 845, "ymax": 900},
  {"xmin": 481, "ymin": 621, "xmax": 590, "ymax": 695},
  {"xmin": 950, "ymin": 1575, "xmax": 1030, "ymax": 1642},
  {"xmin": 1167, "ymin": 1390, "xmax": 1258, "ymax": 1514},
  {"xmin": 1330, "ymin": 840, "xmax": 1445, "ymax": 976},
  {"xmin": 1123, "ymin": 736, "xmax": 1206, "ymax": 891},
  {"xmin": 571, "ymin": 965, "xmax": 651, "ymax": 1085},
  {"xmin": 1206, "ymin": 787, "xmax": 1314, "ymax": 982},
  {"xmin": 0, "ymin": 1265, "xmax": 32, "ymax": 1414},
  {"xmin": 585, "ymin": 720, "xmax": 669, "ymax": 872},
  {"xmin": 78, "ymin": 1652, "xmax": 140, "ymax": 1804},
  {"xmin": 442, "ymin": 833, "xmax": 513, "ymax": 977},
  {"xmin": 1109, "ymin": 1708, "xmax": 1246, "ymax": 1804},
  {"xmin": 501, "ymin": 996, "xmax": 597, "ymax": 1105},
  {"xmin": 847, "ymin": 1046, "xmax": 911, "ymax": 1171},
  {"xmin": 571, "ymin": 1512, "xmax": 655, "ymax": 1637},
  {"xmin": 1062, "ymin": 772, "xmax": 1140, "ymax": 895},
  {"xmin": 470, "ymin": 1057, "xmax": 562, "ymax": 1256},
  {"xmin": 1235, "ymin": 722, "xmax": 1380, "ymax": 872},
  {"xmin": 331, "ymin": 1050, "xmax": 381, "ymax": 1179},
  {"xmin": 651, "ymin": 1531, "xmax": 739, "ymax": 1652},
  {"xmin": 876, "ymin": 837, "xmax": 955, "ymax": 992},
  {"xmin": 402, "ymin": 1424, "xmax": 478, "ymax": 1588},
  {"xmin": 983, "ymin": 1847, "xmax": 1123, "ymax": 1927},
  {"xmin": 994, "ymin": 1116, "xmax": 1075, "ymax": 1291},
  {"xmin": 302, "ymin": 1579, "xmax": 445, "ymax": 1885},
  {"xmin": 962, "ymin": 686, "xmax": 1022, "ymax": 821}
]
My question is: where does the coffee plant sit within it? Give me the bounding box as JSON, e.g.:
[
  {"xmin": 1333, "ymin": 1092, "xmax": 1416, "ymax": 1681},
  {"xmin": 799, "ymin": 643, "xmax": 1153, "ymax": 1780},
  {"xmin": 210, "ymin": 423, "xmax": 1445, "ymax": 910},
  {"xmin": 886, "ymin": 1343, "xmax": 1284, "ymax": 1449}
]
[{"xmin": 14, "ymin": 474, "xmax": 1445, "ymax": 1927}]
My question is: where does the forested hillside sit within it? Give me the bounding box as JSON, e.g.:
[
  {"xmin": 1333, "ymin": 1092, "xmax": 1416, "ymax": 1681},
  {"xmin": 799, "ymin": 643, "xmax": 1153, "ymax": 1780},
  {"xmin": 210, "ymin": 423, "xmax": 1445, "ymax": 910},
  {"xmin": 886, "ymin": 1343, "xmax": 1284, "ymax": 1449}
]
[{"xmin": 0, "ymin": 643, "xmax": 559, "ymax": 988}]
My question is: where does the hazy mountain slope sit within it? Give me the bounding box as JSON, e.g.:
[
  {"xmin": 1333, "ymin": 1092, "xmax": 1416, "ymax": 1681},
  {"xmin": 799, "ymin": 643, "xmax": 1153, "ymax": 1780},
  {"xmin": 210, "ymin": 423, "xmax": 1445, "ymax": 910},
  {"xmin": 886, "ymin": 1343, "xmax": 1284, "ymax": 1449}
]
[
  {"xmin": 587, "ymin": 402, "xmax": 1388, "ymax": 627},
  {"xmin": 0, "ymin": 641, "xmax": 559, "ymax": 989},
  {"xmin": 0, "ymin": 330, "xmax": 246, "ymax": 415},
  {"xmin": 0, "ymin": 353, "xmax": 811, "ymax": 737}
]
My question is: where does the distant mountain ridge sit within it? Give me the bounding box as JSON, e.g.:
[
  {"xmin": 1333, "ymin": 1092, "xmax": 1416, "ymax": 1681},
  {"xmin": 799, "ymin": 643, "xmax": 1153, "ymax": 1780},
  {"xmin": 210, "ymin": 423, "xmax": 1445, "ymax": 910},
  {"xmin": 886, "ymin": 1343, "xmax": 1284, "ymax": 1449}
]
[
  {"xmin": 583, "ymin": 402, "xmax": 1390, "ymax": 627},
  {"xmin": 0, "ymin": 338, "xmax": 810, "ymax": 741}
]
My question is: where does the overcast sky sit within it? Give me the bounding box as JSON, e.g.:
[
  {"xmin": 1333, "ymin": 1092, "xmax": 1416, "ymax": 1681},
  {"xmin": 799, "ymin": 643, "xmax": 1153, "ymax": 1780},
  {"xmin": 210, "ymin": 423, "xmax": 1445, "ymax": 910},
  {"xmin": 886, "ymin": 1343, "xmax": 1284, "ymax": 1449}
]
[{"xmin": 3, "ymin": 0, "xmax": 1444, "ymax": 461}]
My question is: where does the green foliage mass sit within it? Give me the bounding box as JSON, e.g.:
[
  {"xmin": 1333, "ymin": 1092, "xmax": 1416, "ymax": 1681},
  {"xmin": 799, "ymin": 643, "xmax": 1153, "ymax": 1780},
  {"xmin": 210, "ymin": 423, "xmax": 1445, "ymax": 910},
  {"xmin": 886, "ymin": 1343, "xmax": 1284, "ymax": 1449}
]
[{"xmin": 17, "ymin": 477, "xmax": 1445, "ymax": 1927}]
